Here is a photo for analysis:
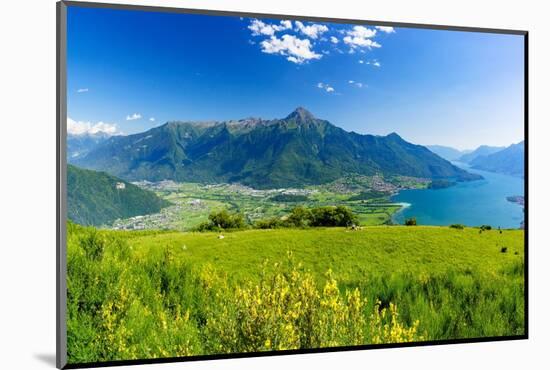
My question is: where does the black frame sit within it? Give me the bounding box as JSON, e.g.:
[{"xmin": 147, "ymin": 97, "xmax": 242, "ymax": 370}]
[{"xmin": 56, "ymin": 1, "xmax": 529, "ymax": 368}]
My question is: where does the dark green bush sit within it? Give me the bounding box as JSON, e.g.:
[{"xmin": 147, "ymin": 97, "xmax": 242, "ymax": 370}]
[
  {"xmin": 286, "ymin": 206, "xmax": 313, "ymax": 228},
  {"xmin": 309, "ymin": 206, "xmax": 358, "ymax": 227},
  {"xmin": 209, "ymin": 210, "xmax": 245, "ymax": 229},
  {"xmin": 449, "ymin": 224, "xmax": 465, "ymax": 230},
  {"xmin": 195, "ymin": 221, "xmax": 221, "ymax": 232},
  {"xmin": 195, "ymin": 210, "xmax": 246, "ymax": 231},
  {"xmin": 252, "ymin": 206, "xmax": 359, "ymax": 229},
  {"xmin": 405, "ymin": 218, "xmax": 417, "ymax": 226},
  {"xmin": 254, "ymin": 217, "xmax": 284, "ymax": 229}
]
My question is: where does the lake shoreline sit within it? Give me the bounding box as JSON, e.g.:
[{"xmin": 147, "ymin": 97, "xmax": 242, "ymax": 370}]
[{"xmin": 389, "ymin": 165, "xmax": 524, "ymax": 228}]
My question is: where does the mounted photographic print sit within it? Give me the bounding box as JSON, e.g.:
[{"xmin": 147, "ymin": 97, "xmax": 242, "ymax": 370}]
[{"xmin": 56, "ymin": 1, "xmax": 528, "ymax": 368}]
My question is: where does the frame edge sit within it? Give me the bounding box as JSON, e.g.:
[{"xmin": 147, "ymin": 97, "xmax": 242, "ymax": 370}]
[
  {"xmin": 61, "ymin": 0, "xmax": 527, "ymax": 35},
  {"xmin": 57, "ymin": 1, "xmax": 68, "ymax": 369},
  {"xmin": 55, "ymin": 2, "xmax": 529, "ymax": 368}
]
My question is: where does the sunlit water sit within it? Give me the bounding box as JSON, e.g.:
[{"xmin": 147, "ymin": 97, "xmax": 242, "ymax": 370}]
[{"xmin": 391, "ymin": 163, "xmax": 524, "ymax": 228}]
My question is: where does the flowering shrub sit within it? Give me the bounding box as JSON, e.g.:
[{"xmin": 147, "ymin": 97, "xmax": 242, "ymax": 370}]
[{"xmin": 200, "ymin": 255, "xmax": 422, "ymax": 354}]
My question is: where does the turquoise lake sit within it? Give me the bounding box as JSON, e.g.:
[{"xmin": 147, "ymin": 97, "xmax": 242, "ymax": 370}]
[{"xmin": 391, "ymin": 163, "xmax": 524, "ymax": 228}]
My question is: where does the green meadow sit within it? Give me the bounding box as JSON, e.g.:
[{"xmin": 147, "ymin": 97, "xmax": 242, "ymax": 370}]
[{"xmin": 67, "ymin": 223, "xmax": 525, "ymax": 363}]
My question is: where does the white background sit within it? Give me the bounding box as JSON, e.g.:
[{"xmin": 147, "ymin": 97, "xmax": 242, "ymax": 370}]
[{"xmin": 1, "ymin": 0, "xmax": 548, "ymax": 369}]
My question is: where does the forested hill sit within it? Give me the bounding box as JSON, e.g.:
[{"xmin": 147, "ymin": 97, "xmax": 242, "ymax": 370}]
[{"xmin": 67, "ymin": 164, "xmax": 170, "ymax": 226}]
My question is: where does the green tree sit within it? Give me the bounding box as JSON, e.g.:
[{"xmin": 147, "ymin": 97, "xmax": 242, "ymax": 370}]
[{"xmin": 286, "ymin": 206, "xmax": 313, "ymax": 227}]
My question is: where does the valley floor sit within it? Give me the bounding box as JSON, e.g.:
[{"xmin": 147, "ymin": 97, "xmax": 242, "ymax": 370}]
[{"xmin": 110, "ymin": 177, "xmax": 425, "ymax": 231}]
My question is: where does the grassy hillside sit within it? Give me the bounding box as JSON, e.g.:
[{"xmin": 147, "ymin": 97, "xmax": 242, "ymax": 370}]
[
  {"xmin": 123, "ymin": 226, "xmax": 523, "ymax": 283},
  {"xmin": 68, "ymin": 165, "xmax": 170, "ymax": 226},
  {"xmin": 67, "ymin": 224, "xmax": 524, "ymax": 364}
]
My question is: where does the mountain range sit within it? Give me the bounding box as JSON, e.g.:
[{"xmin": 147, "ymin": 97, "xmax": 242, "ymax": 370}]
[
  {"xmin": 426, "ymin": 145, "xmax": 472, "ymax": 162},
  {"xmin": 458, "ymin": 145, "xmax": 505, "ymax": 164},
  {"xmin": 471, "ymin": 141, "xmax": 524, "ymax": 177},
  {"xmin": 71, "ymin": 107, "xmax": 481, "ymax": 189},
  {"xmin": 67, "ymin": 132, "xmax": 110, "ymax": 160}
]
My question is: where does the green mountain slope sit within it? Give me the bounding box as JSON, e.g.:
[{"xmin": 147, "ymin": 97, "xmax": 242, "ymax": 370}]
[
  {"xmin": 74, "ymin": 107, "xmax": 481, "ymax": 189},
  {"xmin": 67, "ymin": 164, "xmax": 170, "ymax": 226},
  {"xmin": 471, "ymin": 141, "xmax": 524, "ymax": 177}
]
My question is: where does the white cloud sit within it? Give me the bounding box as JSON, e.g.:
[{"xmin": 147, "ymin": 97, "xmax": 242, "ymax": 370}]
[
  {"xmin": 249, "ymin": 19, "xmax": 275, "ymax": 36},
  {"xmin": 247, "ymin": 21, "xmax": 392, "ymax": 67},
  {"xmin": 126, "ymin": 113, "xmax": 142, "ymax": 121},
  {"xmin": 348, "ymin": 80, "xmax": 364, "ymax": 88},
  {"xmin": 77, "ymin": 88, "xmax": 89, "ymax": 93},
  {"xmin": 149, "ymin": 117, "xmax": 155, "ymax": 122},
  {"xmin": 67, "ymin": 117, "xmax": 119, "ymax": 136},
  {"xmin": 280, "ymin": 20, "xmax": 292, "ymax": 29},
  {"xmin": 367, "ymin": 59, "xmax": 381, "ymax": 67},
  {"xmin": 249, "ymin": 19, "xmax": 292, "ymax": 36},
  {"xmin": 358, "ymin": 60, "xmax": 364, "ymax": 64},
  {"xmin": 375, "ymin": 26, "xmax": 395, "ymax": 33},
  {"xmin": 343, "ymin": 26, "xmax": 381, "ymax": 49},
  {"xmin": 260, "ymin": 34, "xmax": 322, "ymax": 64},
  {"xmin": 317, "ymin": 82, "xmax": 335, "ymax": 93},
  {"xmin": 295, "ymin": 21, "xmax": 329, "ymax": 39},
  {"xmin": 349, "ymin": 25, "xmax": 377, "ymax": 39}
]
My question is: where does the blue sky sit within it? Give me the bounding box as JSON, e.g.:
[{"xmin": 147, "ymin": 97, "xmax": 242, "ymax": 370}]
[{"xmin": 67, "ymin": 6, "xmax": 524, "ymax": 150}]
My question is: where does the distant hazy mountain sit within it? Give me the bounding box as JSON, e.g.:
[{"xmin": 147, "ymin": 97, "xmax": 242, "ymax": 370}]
[
  {"xmin": 67, "ymin": 133, "xmax": 110, "ymax": 161},
  {"xmin": 458, "ymin": 145, "xmax": 505, "ymax": 164},
  {"xmin": 471, "ymin": 141, "xmax": 524, "ymax": 177},
  {"xmin": 74, "ymin": 107, "xmax": 481, "ymax": 189},
  {"xmin": 68, "ymin": 164, "xmax": 170, "ymax": 226},
  {"xmin": 426, "ymin": 145, "xmax": 471, "ymax": 161}
]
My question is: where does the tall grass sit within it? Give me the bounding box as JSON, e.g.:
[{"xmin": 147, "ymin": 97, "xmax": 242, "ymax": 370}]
[{"xmin": 66, "ymin": 223, "xmax": 524, "ymax": 363}]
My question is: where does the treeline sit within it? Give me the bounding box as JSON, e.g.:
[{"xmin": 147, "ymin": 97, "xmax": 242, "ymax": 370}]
[
  {"xmin": 194, "ymin": 208, "xmax": 502, "ymax": 232},
  {"xmin": 195, "ymin": 206, "xmax": 358, "ymax": 232}
]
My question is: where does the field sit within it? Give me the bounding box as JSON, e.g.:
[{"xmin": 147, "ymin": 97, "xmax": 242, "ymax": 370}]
[{"xmin": 67, "ymin": 223, "xmax": 525, "ymax": 363}]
